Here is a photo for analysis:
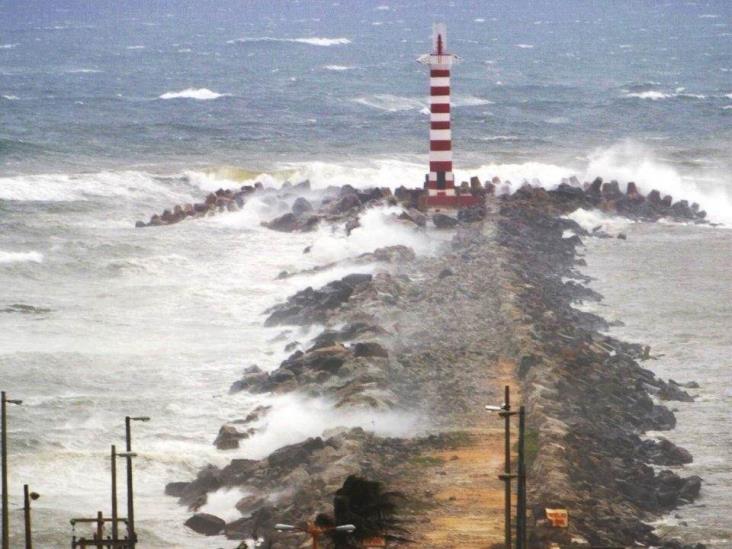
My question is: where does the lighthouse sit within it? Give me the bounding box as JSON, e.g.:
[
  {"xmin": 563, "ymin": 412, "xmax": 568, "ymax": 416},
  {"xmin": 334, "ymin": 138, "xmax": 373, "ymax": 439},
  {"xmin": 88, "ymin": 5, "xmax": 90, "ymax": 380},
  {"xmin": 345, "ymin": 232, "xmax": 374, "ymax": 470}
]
[{"xmin": 419, "ymin": 23, "xmax": 480, "ymax": 210}]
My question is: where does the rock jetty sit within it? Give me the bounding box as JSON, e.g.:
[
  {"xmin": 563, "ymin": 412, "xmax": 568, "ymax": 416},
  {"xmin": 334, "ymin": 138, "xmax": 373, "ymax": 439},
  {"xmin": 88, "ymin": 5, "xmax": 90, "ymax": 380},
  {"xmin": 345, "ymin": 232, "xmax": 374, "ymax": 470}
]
[{"xmin": 163, "ymin": 174, "xmax": 707, "ymax": 549}]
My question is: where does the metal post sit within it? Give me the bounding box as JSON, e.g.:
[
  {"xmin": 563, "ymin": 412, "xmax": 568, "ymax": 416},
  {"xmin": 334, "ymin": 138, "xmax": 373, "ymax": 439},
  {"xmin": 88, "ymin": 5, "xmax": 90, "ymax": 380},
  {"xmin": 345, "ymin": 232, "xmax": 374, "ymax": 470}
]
[
  {"xmin": 110, "ymin": 446, "xmax": 118, "ymax": 542},
  {"xmin": 1, "ymin": 392, "xmax": 7, "ymax": 549},
  {"xmin": 517, "ymin": 406, "xmax": 527, "ymax": 549},
  {"xmin": 503, "ymin": 385, "xmax": 512, "ymax": 549},
  {"xmin": 95, "ymin": 511, "xmax": 103, "ymax": 549},
  {"xmin": 23, "ymin": 485, "xmax": 31, "ymax": 549},
  {"xmin": 1, "ymin": 393, "xmax": 21, "ymax": 549},
  {"xmin": 124, "ymin": 418, "xmax": 135, "ymax": 549}
]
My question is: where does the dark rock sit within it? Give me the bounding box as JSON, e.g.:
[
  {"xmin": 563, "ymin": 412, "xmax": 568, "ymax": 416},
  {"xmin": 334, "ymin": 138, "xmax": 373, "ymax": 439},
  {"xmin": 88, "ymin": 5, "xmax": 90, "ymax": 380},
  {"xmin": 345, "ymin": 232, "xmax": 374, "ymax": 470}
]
[
  {"xmin": 214, "ymin": 425, "xmax": 249, "ymax": 450},
  {"xmin": 135, "ymin": 221, "xmax": 146, "ymax": 228},
  {"xmin": 457, "ymin": 205, "xmax": 486, "ymax": 223},
  {"xmin": 292, "ymin": 197, "xmax": 313, "ymax": 216},
  {"xmin": 165, "ymin": 482, "xmax": 189, "ymax": 497},
  {"xmin": 438, "ymin": 268, "xmax": 454, "ymax": 279},
  {"xmin": 617, "ymin": 233, "xmax": 627, "ymax": 240},
  {"xmin": 352, "ymin": 342, "xmax": 389, "ymax": 358},
  {"xmin": 185, "ymin": 513, "xmax": 225, "ymax": 536},
  {"xmin": 679, "ymin": 475, "xmax": 702, "ymax": 501},
  {"xmin": 331, "ymin": 193, "xmax": 362, "ymax": 214},
  {"xmin": 432, "ymin": 213, "xmax": 458, "ymax": 229},
  {"xmin": 399, "ymin": 208, "xmax": 427, "ymax": 227}
]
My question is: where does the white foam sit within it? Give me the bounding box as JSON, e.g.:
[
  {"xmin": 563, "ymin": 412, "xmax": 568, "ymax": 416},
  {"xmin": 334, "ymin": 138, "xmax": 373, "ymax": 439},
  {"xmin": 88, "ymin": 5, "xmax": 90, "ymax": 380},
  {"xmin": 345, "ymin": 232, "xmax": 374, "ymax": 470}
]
[
  {"xmin": 474, "ymin": 18, "xmax": 486, "ymax": 22},
  {"xmin": 199, "ymin": 487, "xmax": 249, "ymax": 522},
  {"xmin": 563, "ymin": 208, "xmax": 632, "ymax": 233},
  {"xmin": 126, "ymin": 45, "xmax": 145, "ymax": 50},
  {"xmin": 376, "ymin": 5, "xmax": 390, "ymax": 10},
  {"xmin": 0, "ymin": 250, "xmax": 44, "ymax": 264},
  {"xmin": 159, "ymin": 88, "xmax": 229, "ymax": 100},
  {"xmin": 352, "ymin": 94, "xmax": 425, "ymax": 112},
  {"xmin": 625, "ymin": 91, "xmax": 671, "ymax": 100},
  {"xmin": 307, "ymin": 204, "xmax": 440, "ymax": 263},
  {"xmin": 699, "ymin": 14, "xmax": 718, "ymax": 18},
  {"xmin": 227, "ymin": 37, "xmax": 350, "ymax": 47},
  {"xmin": 66, "ymin": 68, "xmax": 102, "ymax": 74},
  {"xmin": 0, "ymin": 43, "xmax": 18, "ymax": 49},
  {"xmin": 516, "ymin": 43, "xmax": 534, "ymax": 49},
  {"xmin": 323, "ymin": 64, "xmax": 354, "ymax": 71},
  {"xmin": 625, "ymin": 89, "xmax": 705, "ymax": 100},
  {"xmin": 585, "ymin": 140, "xmax": 732, "ymax": 224},
  {"xmin": 352, "ymin": 94, "xmax": 491, "ymax": 112},
  {"xmin": 237, "ymin": 393, "xmax": 420, "ymax": 460},
  {"xmin": 0, "ymin": 171, "xmax": 192, "ymax": 203},
  {"xmin": 2, "ymin": 95, "xmax": 19, "ymax": 100}
]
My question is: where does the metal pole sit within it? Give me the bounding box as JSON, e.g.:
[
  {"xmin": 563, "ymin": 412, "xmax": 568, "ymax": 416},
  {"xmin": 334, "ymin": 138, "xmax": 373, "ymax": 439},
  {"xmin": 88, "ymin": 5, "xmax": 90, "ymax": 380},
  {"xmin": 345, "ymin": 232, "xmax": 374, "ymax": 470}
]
[
  {"xmin": 23, "ymin": 485, "xmax": 31, "ymax": 549},
  {"xmin": 95, "ymin": 511, "xmax": 103, "ymax": 549},
  {"xmin": 1, "ymin": 392, "xmax": 7, "ymax": 549},
  {"xmin": 517, "ymin": 406, "xmax": 526, "ymax": 549},
  {"xmin": 124, "ymin": 418, "xmax": 135, "ymax": 548},
  {"xmin": 110, "ymin": 446, "xmax": 118, "ymax": 542},
  {"xmin": 503, "ymin": 385, "xmax": 512, "ymax": 549}
]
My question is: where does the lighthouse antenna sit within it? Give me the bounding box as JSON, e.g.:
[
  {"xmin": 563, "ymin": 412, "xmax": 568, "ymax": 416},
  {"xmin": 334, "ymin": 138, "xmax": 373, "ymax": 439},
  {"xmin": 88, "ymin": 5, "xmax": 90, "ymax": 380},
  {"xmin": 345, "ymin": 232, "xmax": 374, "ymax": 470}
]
[{"xmin": 432, "ymin": 22, "xmax": 447, "ymax": 54}]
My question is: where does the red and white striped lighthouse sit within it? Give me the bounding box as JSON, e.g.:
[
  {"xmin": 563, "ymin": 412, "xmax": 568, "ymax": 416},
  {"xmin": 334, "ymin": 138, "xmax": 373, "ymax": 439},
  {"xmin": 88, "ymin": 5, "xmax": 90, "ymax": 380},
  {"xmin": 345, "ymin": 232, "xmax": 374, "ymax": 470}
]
[{"xmin": 418, "ymin": 23, "xmax": 480, "ymax": 210}]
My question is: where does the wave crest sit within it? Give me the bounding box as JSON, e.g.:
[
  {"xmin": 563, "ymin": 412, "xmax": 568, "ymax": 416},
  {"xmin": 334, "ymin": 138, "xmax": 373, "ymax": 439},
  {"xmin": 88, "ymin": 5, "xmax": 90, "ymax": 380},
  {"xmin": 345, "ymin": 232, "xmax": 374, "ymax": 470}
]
[
  {"xmin": 0, "ymin": 250, "xmax": 43, "ymax": 264},
  {"xmin": 159, "ymin": 88, "xmax": 229, "ymax": 100},
  {"xmin": 226, "ymin": 37, "xmax": 351, "ymax": 47}
]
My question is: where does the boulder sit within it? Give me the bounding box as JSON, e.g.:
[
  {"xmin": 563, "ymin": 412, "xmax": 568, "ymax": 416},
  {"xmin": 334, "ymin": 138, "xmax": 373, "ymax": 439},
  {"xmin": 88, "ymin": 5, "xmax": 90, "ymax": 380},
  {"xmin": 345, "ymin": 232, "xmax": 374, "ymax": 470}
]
[
  {"xmin": 292, "ymin": 197, "xmax": 313, "ymax": 216},
  {"xmin": 352, "ymin": 342, "xmax": 389, "ymax": 358},
  {"xmin": 331, "ymin": 193, "xmax": 362, "ymax": 214},
  {"xmin": 399, "ymin": 208, "xmax": 427, "ymax": 227},
  {"xmin": 432, "ymin": 213, "xmax": 458, "ymax": 229},
  {"xmin": 164, "ymin": 481, "xmax": 189, "ymax": 497},
  {"xmin": 214, "ymin": 425, "xmax": 249, "ymax": 450},
  {"xmin": 185, "ymin": 513, "xmax": 225, "ymax": 536}
]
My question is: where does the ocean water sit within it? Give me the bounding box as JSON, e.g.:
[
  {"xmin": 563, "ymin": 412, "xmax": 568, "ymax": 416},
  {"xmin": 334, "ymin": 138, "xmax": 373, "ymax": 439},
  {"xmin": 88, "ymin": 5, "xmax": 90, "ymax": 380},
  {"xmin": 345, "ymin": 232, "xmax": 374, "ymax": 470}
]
[{"xmin": 1, "ymin": 0, "xmax": 731, "ymax": 547}]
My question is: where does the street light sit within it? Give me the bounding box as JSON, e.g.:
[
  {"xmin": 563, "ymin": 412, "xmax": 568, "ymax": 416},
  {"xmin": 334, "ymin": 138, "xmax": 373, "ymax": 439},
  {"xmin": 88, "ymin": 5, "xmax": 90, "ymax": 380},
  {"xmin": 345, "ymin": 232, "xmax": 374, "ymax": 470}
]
[
  {"xmin": 485, "ymin": 386, "xmax": 528, "ymax": 549},
  {"xmin": 22, "ymin": 485, "xmax": 39, "ymax": 549},
  {"xmin": 274, "ymin": 522, "xmax": 356, "ymax": 549},
  {"xmin": 1, "ymin": 391, "xmax": 22, "ymax": 549},
  {"xmin": 124, "ymin": 416, "xmax": 149, "ymax": 549}
]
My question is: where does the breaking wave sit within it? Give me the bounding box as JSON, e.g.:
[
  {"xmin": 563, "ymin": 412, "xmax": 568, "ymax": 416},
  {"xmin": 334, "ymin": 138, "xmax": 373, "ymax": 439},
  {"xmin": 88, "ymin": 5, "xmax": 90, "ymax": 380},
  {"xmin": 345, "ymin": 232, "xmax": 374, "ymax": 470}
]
[
  {"xmin": 323, "ymin": 64, "xmax": 354, "ymax": 71},
  {"xmin": 0, "ymin": 43, "xmax": 18, "ymax": 49},
  {"xmin": 159, "ymin": 88, "xmax": 230, "ymax": 100},
  {"xmin": 352, "ymin": 94, "xmax": 491, "ymax": 112},
  {"xmin": 226, "ymin": 37, "xmax": 351, "ymax": 47},
  {"xmin": 0, "ymin": 171, "xmax": 193, "ymax": 203},
  {"xmin": 0, "ymin": 250, "xmax": 44, "ymax": 264},
  {"xmin": 585, "ymin": 141, "xmax": 732, "ymax": 224},
  {"xmin": 624, "ymin": 88, "xmax": 706, "ymax": 101}
]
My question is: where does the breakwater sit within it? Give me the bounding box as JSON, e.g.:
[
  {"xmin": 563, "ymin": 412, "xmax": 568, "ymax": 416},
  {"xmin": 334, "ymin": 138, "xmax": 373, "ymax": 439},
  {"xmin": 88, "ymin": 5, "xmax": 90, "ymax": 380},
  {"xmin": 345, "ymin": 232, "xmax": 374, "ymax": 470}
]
[{"xmin": 156, "ymin": 177, "xmax": 707, "ymax": 548}]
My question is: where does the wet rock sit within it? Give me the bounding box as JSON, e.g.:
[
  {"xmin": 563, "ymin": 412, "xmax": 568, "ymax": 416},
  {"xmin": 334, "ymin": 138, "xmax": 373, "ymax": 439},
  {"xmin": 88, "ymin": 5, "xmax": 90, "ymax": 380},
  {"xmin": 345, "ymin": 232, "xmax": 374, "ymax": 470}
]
[
  {"xmin": 164, "ymin": 482, "xmax": 189, "ymax": 497},
  {"xmin": 432, "ymin": 213, "xmax": 458, "ymax": 229},
  {"xmin": 135, "ymin": 221, "xmax": 146, "ymax": 228},
  {"xmin": 292, "ymin": 197, "xmax": 313, "ymax": 216},
  {"xmin": 185, "ymin": 513, "xmax": 225, "ymax": 536},
  {"xmin": 330, "ymin": 193, "xmax": 362, "ymax": 214},
  {"xmin": 617, "ymin": 233, "xmax": 627, "ymax": 240},
  {"xmin": 438, "ymin": 267, "xmax": 454, "ymax": 279},
  {"xmin": 457, "ymin": 205, "xmax": 486, "ymax": 223},
  {"xmin": 352, "ymin": 342, "xmax": 389, "ymax": 358},
  {"xmin": 399, "ymin": 208, "xmax": 427, "ymax": 227},
  {"xmin": 214, "ymin": 425, "xmax": 250, "ymax": 450},
  {"xmin": 264, "ymin": 274, "xmax": 372, "ymax": 326}
]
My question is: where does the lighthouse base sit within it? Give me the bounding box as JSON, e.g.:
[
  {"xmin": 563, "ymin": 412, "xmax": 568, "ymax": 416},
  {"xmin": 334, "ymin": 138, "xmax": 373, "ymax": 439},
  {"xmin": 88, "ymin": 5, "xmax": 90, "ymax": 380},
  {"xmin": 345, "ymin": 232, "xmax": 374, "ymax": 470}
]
[{"xmin": 424, "ymin": 193, "xmax": 482, "ymax": 211}]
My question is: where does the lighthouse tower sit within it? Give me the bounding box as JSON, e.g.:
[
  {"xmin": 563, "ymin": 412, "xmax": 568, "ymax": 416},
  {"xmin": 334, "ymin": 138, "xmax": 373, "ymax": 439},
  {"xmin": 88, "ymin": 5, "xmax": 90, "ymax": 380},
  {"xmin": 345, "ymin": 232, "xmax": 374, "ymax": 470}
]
[{"xmin": 419, "ymin": 23, "xmax": 480, "ymax": 210}]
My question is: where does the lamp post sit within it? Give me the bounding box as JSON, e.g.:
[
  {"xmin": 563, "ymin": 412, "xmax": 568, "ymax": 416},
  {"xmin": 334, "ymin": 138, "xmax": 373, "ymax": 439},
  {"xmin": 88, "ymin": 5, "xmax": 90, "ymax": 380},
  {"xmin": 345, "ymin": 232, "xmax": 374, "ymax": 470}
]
[
  {"xmin": 1, "ymin": 391, "xmax": 22, "ymax": 549},
  {"xmin": 124, "ymin": 416, "xmax": 149, "ymax": 548},
  {"xmin": 274, "ymin": 522, "xmax": 356, "ymax": 549},
  {"xmin": 110, "ymin": 445, "xmax": 118, "ymax": 542},
  {"xmin": 22, "ymin": 485, "xmax": 39, "ymax": 549},
  {"xmin": 486, "ymin": 386, "xmax": 527, "ymax": 549}
]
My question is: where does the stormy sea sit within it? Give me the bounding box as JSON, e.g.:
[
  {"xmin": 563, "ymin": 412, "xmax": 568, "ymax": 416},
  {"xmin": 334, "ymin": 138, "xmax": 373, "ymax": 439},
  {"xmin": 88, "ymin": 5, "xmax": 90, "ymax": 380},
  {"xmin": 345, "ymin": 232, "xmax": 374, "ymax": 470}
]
[{"xmin": 1, "ymin": 1, "xmax": 730, "ymax": 547}]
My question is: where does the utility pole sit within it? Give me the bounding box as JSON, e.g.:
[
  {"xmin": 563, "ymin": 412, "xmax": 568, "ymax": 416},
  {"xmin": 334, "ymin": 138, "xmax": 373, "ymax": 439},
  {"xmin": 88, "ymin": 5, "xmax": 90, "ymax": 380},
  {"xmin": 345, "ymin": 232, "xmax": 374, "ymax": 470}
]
[
  {"xmin": 516, "ymin": 406, "xmax": 527, "ymax": 549},
  {"xmin": 110, "ymin": 446, "xmax": 118, "ymax": 542},
  {"xmin": 124, "ymin": 416, "xmax": 149, "ymax": 548},
  {"xmin": 499, "ymin": 386, "xmax": 514, "ymax": 549},
  {"xmin": 1, "ymin": 392, "xmax": 22, "ymax": 549}
]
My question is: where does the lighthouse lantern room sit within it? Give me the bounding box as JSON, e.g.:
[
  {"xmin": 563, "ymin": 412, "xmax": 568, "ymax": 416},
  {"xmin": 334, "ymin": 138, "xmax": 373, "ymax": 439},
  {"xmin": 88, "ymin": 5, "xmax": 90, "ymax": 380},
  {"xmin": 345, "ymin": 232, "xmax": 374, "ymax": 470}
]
[{"xmin": 418, "ymin": 23, "xmax": 481, "ymax": 210}]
